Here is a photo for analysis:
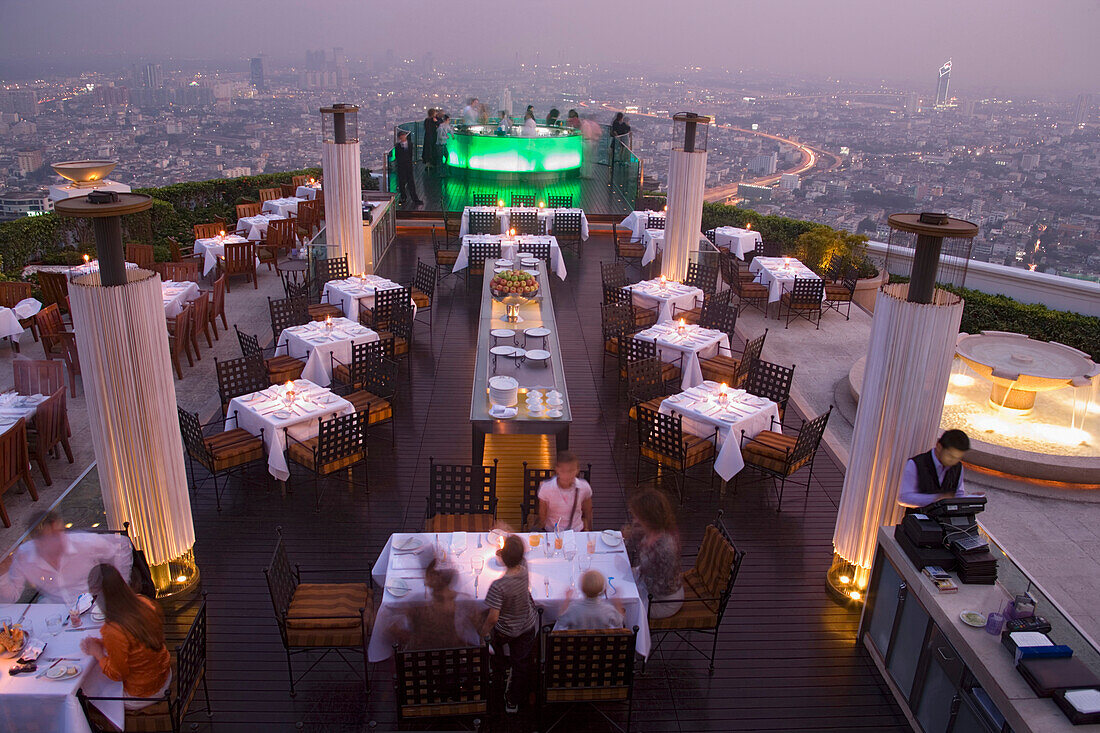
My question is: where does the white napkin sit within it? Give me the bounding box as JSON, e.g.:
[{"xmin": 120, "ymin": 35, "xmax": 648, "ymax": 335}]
[{"xmin": 13, "ymin": 298, "xmax": 42, "ymax": 319}]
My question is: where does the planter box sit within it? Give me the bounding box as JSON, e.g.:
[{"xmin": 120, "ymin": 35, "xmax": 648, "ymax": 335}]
[{"xmin": 853, "ymin": 270, "xmax": 888, "ymax": 313}]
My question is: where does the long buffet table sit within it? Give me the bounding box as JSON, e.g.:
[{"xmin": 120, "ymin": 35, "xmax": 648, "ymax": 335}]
[{"xmin": 470, "ymin": 260, "xmax": 571, "ymax": 464}]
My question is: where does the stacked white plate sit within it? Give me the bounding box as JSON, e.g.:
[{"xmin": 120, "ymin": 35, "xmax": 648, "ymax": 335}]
[{"xmin": 488, "ymin": 375, "xmax": 519, "ymax": 407}]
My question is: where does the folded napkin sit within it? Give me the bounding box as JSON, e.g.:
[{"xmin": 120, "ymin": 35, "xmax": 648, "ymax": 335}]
[
  {"xmin": 13, "ymin": 298, "xmax": 42, "ymax": 319},
  {"xmin": 18, "ymin": 638, "xmax": 46, "ymax": 663}
]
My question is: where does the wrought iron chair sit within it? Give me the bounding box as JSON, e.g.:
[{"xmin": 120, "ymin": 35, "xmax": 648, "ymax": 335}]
[
  {"xmin": 601, "ymin": 302, "xmax": 635, "ymax": 377},
  {"xmin": 522, "ymin": 239, "xmax": 552, "ymax": 264},
  {"xmin": 730, "ymin": 260, "xmax": 770, "ymax": 315},
  {"xmin": 316, "ymin": 256, "xmax": 350, "ymax": 285},
  {"xmin": 283, "ymin": 276, "xmax": 342, "ymax": 322},
  {"xmin": 432, "ymin": 226, "xmax": 461, "ymax": 284},
  {"xmin": 613, "ymin": 224, "xmax": 645, "ymax": 266},
  {"xmin": 537, "ymin": 625, "xmax": 639, "ymax": 733},
  {"xmin": 269, "ymin": 295, "xmax": 310, "ymax": 343},
  {"xmin": 26, "ymin": 388, "xmax": 72, "ymax": 486},
  {"xmin": 672, "ymin": 286, "xmax": 731, "ymax": 324},
  {"xmin": 408, "ymin": 259, "xmax": 436, "ymax": 329},
  {"xmin": 465, "ymin": 240, "xmax": 501, "ymax": 290},
  {"xmin": 285, "ymin": 411, "xmax": 370, "ymax": 508},
  {"xmin": 78, "ymin": 596, "xmax": 212, "ymax": 733},
  {"xmin": 468, "ymin": 210, "xmax": 500, "ymax": 236},
  {"xmin": 824, "ymin": 272, "xmax": 858, "ymax": 320},
  {"xmin": 511, "ymin": 210, "xmax": 539, "ymax": 235},
  {"xmin": 263, "ymin": 528, "xmax": 374, "ymax": 695},
  {"xmin": 547, "ymin": 194, "xmax": 572, "ymax": 208},
  {"xmin": 647, "ymin": 510, "xmax": 745, "ymax": 673},
  {"xmin": 698, "ymin": 292, "xmax": 736, "ymax": 333},
  {"xmin": 684, "ymin": 261, "xmax": 719, "ymax": 297},
  {"xmin": 394, "ymin": 644, "xmax": 490, "ymax": 726},
  {"xmin": 519, "ymin": 462, "xmax": 592, "ymax": 530},
  {"xmin": 601, "ymin": 261, "xmax": 628, "ymax": 291},
  {"xmin": 626, "ymin": 357, "xmax": 673, "ymax": 429},
  {"xmin": 221, "ymin": 241, "xmax": 257, "ymax": 291},
  {"xmin": 699, "ymin": 329, "xmax": 767, "ymax": 388},
  {"xmin": 739, "ymin": 406, "xmax": 832, "ymax": 511},
  {"xmin": 635, "ymin": 405, "xmax": 716, "ymax": 503},
  {"xmin": 743, "ymin": 357, "xmax": 795, "ymax": 421},
  {"xmin": 178, "ymin": 406, "xmax": 266, "ymax": 511},
  {"xmin": 619, "ymin": 336, "xmax": 681, "ymax": 392},
  {"xmin": 214, "ymin": 355, "xmax": 269, "ymax": 415},
  {"xmin": 236, "ymin": 326, "xmax": 306, "ymax": 385},
  {"xmin": 603, "ymin": 285, "xmax": 658, "ymax": 330},
  {"xmin": 779, "ymin": 277, "xmax": 825, "ymax": 329},
  {"xmin": 0, "ymin": 418, "xmax": 37, "ymax": 528},
  {"xmin": 646, "ymin": 214, "xmax": 665, "ymax": 230},
  {"xmin": 424, "ymin": 457, "xmax": 498, "ymax": 532},
  {"xmin": 332, "ymin": 341, "xmax": 398, "ymax": 450},
  {"xmin": 511, "ymin": 193, "xmax": 536, "ymax": 207},
  {"xmin": 471, "ymin": 192, "xmax": 499, "ymax": 207},
  {"xmin": 552, "ymin": 211, "xmax": 583, "ymax": 256}
]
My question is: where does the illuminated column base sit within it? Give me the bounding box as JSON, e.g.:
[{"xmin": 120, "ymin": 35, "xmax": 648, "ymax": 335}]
[
  {"xmin": 322, "ymin": 141, "xmax": 367, "ymax": 274},
  {"xmin": 662, "ymin": 149, "xmax": 707, "ymax": 282},
  {"xmin": 826, "ymin": 553, "xmax": 868, "ymax": 606},
  {"xmin": 149, "ymin": 548, "xmax": 200, "ymax": 598},
  {"xmin": 830, "ymin": 283, "xmax": 964, "ymax": 605},
  {"xmin": 69, "ymin": 269, "xmax": 197, "ymax": 597}
]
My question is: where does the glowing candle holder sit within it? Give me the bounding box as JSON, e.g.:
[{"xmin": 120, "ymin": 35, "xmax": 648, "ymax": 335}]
[
  {"xmin": 677, "ymin": 318, "xmax": 686, "ymax": 335},
  {"xmin": 83, "ymin": 254, "xmax": 91, "ymax": 264},
  {"xmin": 660, "ymin": 275, "xmax": 668, "ymax": 292},
  {"xmin": 324, "ymin": 315, "xmax": 334, "ymax": 332},
  {"xmin": 538, "ymin": 201, "xmax": 545, "ymax": 209},
  {"xmin": 497, "ymin": 535, "xmax": 505, "ymax": 551},
  {"xmin": 497, "ymin": 199, "xmax": 505, "ymax": 209},
  {"xmin": 663, "ymin": 204, "xmax": 668, "ymax": 212},
  {"xmin": 282, "ymin": 381, "xmax": 296, "ymax": 407},
  {"xmin": 508, "ymin": 227, "xmax": 516, "ymax": 239},
  {"xmin": 718, "ymin": 382, "xmax": 729, "ymax": 404}
]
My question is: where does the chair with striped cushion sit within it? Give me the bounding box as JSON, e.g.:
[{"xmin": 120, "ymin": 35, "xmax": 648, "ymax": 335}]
[
  {"xmin": 647, "ymin": 510, "xmax": 744, "ymax": 673},
  {"xmin": 283, "ymin": 277, "xmax": 342, "ymax": 322},
  {"xmin": 394, "ymin": 644, "xmax": 490, "ymax": 726},
  {"xmin": 263, "ymin": 528, "xmax": 374, "ymax": 696},
  {"xmin": 269, "ymin": 295, "xmax": 310, "ymax": 343},
  {"xmin": 635, "ymin": 405, "xmax": 716, "ymax": 504},
  {"xmin": 699, "ymin": 329, "xmax": 767, "ymax": 388},
  {"xmin": 538, "ymin": 625, "xmax": 639, "ymax": 733},
  {"xmin": 235, "ymin": 327, "xmax": 307, "ymax": 387},
  {"xmin": 424, "ymin": 458, "xmax": 498, "ymax": 532},
  {"xmin": 779, "ymin": 277, "xmax": 824, "ymax": 329},
  {"xmin": 823, "ymin": 272, "xmax": 857, "ymax": 321},
  {"xmin": 600, "ymin": 302, "xmax": 635, "ymax": 377},
  {"xmin": 78, "ymin": 597, "xmax": 211, "ymax": 732},
  {"xmin": 731, "ymin": 260, "xmax": 770, "ymax": 315},
  {"xmin": 672, "ymin": 288, "xmax": 731, "ymax": 325},
  {"xmin": 333, "ymin": 343, "xmax": 398, "ymax": 451},
  {"xmin": 519, "ymin": 462, "xmax": 592, "ymax": 530},
  {"xmin": 285, "ymin": 411, "xmax": 370, "ymax": 508},
  {"xmin": 619, "ymin": 337, "xmax": 680, "ymax": 392},
  {"xmin": 739, "ymin": 406, "xmax": 831, "ymax": 512},
  {"xmin": 432, "ymin": 226, "xmax": 460, "ymax": 284},
  {"xmin": 743, "ymin": 358, "xmax": 794, "ymax": 422},
  {"xmin": 178, "ymin": 406, "xmax": 265, "ymax": 511},
  {"xmin": 613, "ymin": 224, "xmax": 645, "ymax": 266},
  {"xmin": 408, "ymin": 259, "xmax": 436, "ymax": 330},
  {"xmin": 603, "ymin": 285, "xmax": 658, "ymax": 330},
  {"xmin": 215, "ymin": 355, "xmax": 268, "ymax": 415},
  {"xmin": 601, "ymin": 261, "xmax": 628, "ymax": 291},
  {"xmin": 626, "ymin": 357, "xmax": 672, "ymax": 425}
]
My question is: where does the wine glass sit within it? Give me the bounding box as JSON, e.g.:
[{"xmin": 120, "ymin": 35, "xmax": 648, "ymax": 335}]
[
  {"xmin": 46, "ymin": 613, "xmax": 63, "ymax": 636},
  {"xmin": 564, "ymin": 546, "xmax": 576, "ymax": 562},
  {"xmin": 471, "ymin": 557, "xmax": 485, "ymax": 596},
  {"xmin": 579, "ymin": 554, "xmax": 593, "ymax": 572}
]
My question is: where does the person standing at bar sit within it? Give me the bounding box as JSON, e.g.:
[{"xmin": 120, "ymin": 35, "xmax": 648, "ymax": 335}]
[
  {"xmin": 422, "ymin": 108, "xmax": 440, "ymax": 168},
  {"xmin": 394, "ymin": 130, "xmax": 422, "ymax": 207},
  {"xmin": 897, "ymin": 429, "xmax": 974, "ymax": 508},
  {"xmin": 462, "ymin": 98, "xmax": 480, "ymax": 125},
  {"xmin": 546, "ymin": 108, "xmax": 560, "ymax": 127},
  {"xmin": 436, "ymin": 114, "xmax": 454, "ymax": 175}
]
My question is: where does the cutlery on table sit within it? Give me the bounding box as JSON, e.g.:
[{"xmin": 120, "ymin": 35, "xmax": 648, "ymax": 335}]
[
  {"xmin": 36, "ymin": 658, "xmax": 65, "ymax": 678},
  {"xmin": 544, "ymin": 578, "xmax": 550, "ymax": 598}
]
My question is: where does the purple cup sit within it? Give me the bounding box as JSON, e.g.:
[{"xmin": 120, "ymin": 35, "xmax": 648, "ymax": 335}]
[{"xmin": 985, "ymin": 612, "xmax": 1005, "ymax": 635}]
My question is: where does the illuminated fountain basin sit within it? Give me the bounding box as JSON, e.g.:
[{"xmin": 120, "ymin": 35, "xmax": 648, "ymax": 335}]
[
  {"xmin": 51, "ymin": 160, "xmax": 118, "ymax": 187},
  {"xmin": 448, "ymin": 124, "xmax": 582, "ymax": 178}
]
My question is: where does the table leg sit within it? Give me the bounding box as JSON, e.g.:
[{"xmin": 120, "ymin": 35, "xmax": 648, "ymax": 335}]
[
  {"xmin": 555, "ymin": 426, "xmax": 570, "ymax": 454},
  {"xmin": 472, "ymin": 423, "xmax": 486, "ymax": 466}
]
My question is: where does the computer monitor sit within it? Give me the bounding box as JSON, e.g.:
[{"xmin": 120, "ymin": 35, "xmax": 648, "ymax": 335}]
[{"xmin": 923, "ymin": 496, "xmax": 987, "ymax": 518}]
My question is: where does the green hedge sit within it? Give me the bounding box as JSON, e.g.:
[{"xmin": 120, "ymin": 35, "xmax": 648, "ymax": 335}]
[
  {"xmin": 0, "ymin": 166, "xmax": 378, "ymax": 276},
  {"xmin": 888, "ymin": 276, "xmax": 1100, "ymax": 360}
]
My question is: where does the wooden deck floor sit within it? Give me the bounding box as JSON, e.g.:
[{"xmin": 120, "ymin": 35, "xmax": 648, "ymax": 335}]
[{"xmin": 165, "ymin": 230, "xmax": 906, "ymax": 731}]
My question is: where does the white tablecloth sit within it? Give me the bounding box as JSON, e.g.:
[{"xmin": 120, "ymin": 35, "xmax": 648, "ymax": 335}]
[
  {"xmin": 0, "ymin": 393, "xmax": 46, "ymax": 436},
  {"xmin": 714, "ymin": 226, "xmax": 762, "ymax": 260},
  {"xmin": 262, "ymin": 197, "xmax": 304, "ymax": 218},
  {"xmin": 65, "ymin": 262, "xmax": 138, "ymax": 280},
  {"xmin": 278, "ymin": 318, "xmax": 379, "ymax": 387},
  {"xmin": 368, "ymin": 531, "xmax": 648, "ymax": 662},
  {"xmin": 0, "ymin": 308, "xmax": 23, "ymax": 342},
  {"xmin": 295, "ymin": 185, "xmax": 320, "ymax": 200},
  {"xmin": 618, "ymin": 210, "xmax": 665, "ymax": 241},
  {"xmin": 455, "ymin": 235, "xmax": 567, "ymax": 280},
  {"xmin": 659, "ymin": 383, "xmax": 781, "ymax": 481},
  {"xmin": 634, "ymin": 322, "xmax": 731, "ymax": 390},
  {"xmin": 640, "ymin": 229, "xmax": 712, "ymax": 267},
  {"xmin": 236, "ymin": 213, "xmax": 286, "ymax": 242},
  {"xmin": 0, "ymin": 603, "xmax": 124, "ymax": 733},
  {"xmin": 161, "ymin": 280, "xmax": 200, "ymax": 318},
  {"xmin": 625, "ymin": 279, "xmax": 704, "ymax": 323},
  {"xmin": 194, "ymin": 234, "xmax": 249, "ymax": 275},
  {"xmin": 322, "ymin": 276, "xmax": 416, "ymax": 321},
  {"xmin": 225, "ymin": 379, "xmax": 354, "ymax": 481},
  {"xmin": 459, "ymin": 207, "xmax": 589, "ymax": 241},
  {"xmin": 749, "ymin": 257, "xmax": 822, "ymax": 303}
]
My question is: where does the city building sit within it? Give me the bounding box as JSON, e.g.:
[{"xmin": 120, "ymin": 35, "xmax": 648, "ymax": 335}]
[
  {"xmin": 1021, "ymin": 153, "xmax": 1040, "ymax": 171},
  {"xmin": 779, "ymin": 172, "xmax": 800, "ymax": 190},
  {"xmin": 935, "ymin": 59, "xmax": 952, "ymax": 107},
  {"xmin": 1074, "ymin": 93, "xmax": 1092, "ymax": 125},
  {"xmin": 748, "ymin": 152, "xmax": 777, "ymax": 175},
  {"xmin": 15, "ymin": 147, "xmax": 44, "ymax": 176},
  {"xmin": 0, "ymin": 189, "xmax": 52, "ymax": 221},
  {"xmin": 142, "ymin": 63, "xmax": 163, "ymax": 89},
  {"xmin": 0, "ymin": 88, "xmax": 39, "ymax": 117},
  {"xmin": 250, "ymin": 57, "xmax": 265, "ymax": 90},
  {"xmin": 904, "ymin": 91, "xmax": 920, "ymax": 115}
]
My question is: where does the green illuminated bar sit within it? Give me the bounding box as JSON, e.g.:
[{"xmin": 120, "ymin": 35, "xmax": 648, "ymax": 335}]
[{"xmin": 448, "ymin": 124, "xmax": 583, "ymax": 174}]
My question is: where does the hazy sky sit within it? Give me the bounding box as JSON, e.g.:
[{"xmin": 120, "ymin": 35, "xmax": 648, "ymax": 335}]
[{"xmin": 1, "ymin": 0, "xmax": 1097, "ymax": 96}]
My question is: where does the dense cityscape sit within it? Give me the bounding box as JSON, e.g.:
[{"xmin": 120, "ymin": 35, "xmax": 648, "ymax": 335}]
[{"xmin": 2, "ymin": 51, "xmax": 1098, "ymax": 279}]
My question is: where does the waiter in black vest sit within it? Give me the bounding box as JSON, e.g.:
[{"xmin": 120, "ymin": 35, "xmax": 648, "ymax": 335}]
[{"xmin": 898, "ymin": 429, "xmax": 972, "ymax": 508}]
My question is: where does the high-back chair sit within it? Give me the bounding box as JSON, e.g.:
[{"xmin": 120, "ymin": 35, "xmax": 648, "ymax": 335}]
[
  {"xmin": 315, "ymin": 256, "xmax": 349, "ymax": 284},
  {"xmin": 779, "ymin": 277, "xmax": 825, "ymax": 329},
  {"xmin": 409, "ymin": 259, "xmax": 436, "ymax": 329},
  {"xmin": 125, "ymin": 243, "xmax": 155, "ymax": 269},
  {"xmin": 13, "ymin": 358, "xmax": 65, "ymax": 397},
  {"xmin": 167, "ymin": 304, "xmax": 194, "ymax": 379},
  {"xmin": 258, "ymin": 187, "xmax": 281, "ymax": 202},
  {"xmin": 740, "ymin": 407, "xmax": 832, "ymax": 511},
  {"xmin": 0, "ymin": 281, "xmax": 37, "ymax": 341},
  {"xmin": 635, "ymin": 405, "xmax": 716, "ymax": 504},
  {"xmin": 468, "ymin": 210, "xmax": 499, "ymax": 236},
  {"xmin": 538, "ymin": 625, "xmax": 639, "ymax": 732},
  {"xmin": 519, "ymin": 462, "xmax": 592, "ymax": 530},
  {"xmin": 363, "ymin": 286, "xmax": 410, "ymax": 333},
  {"xmin": 178, "ymin": 406, "xmax": 265, "ymax": 511},
  {"xmin": 268, "ymin": 296, "xmax": 310, "ymax": 343},
  {"xmin": 164, "ymin": 260, "xmax": 200, "ymax": 284},
  {"xmin": 743, "ymin": 358, "xmax": 795, "ymax": 421},
  {"xmin": 471, "ymin": 192, "xmax": 499, "ymax": 207},
  {"xmin": 33, "ymin": 304, "xmax": 69, "ymax": 359},
  {"xmin": 511, "ymin": 210, "xmax": 539, "ymax": 235},
  {"xmin": 552, "ymin": 211, "xmax": 583, "ymax": 256},
  {"xmin": 601, "ymin": 302, "xmax": 635, "ymax": 376},
  {"xmin": 0, "ymin": 419, "xmax": 37, "ymax": 527},
  {"xmin": 619, "ymin": 336, "xmax": 680, "ymax": 390},
  {"xmin": 603, "ymin": 285, "xmax": 657, "ymax": 330},
  {"xmin": 511, "ymin": 193, "xmax": 536, "ymax": 207},
  {"xmin": 646, "ymin": 214, "xmax": 665, "ymax": 230},
  {"xmin": 684, "ymin": 261, "xmax": 719, "ymax": 296},
  {"xmin": 26, "ymin": 388, "xmax": 73, "ymax": 486},
  {"xmin": 214, "ymin": 355, "xmax": 269, "ymax": 414},
  {"xmin": 394, "ymin": 644, "xmax": 490, "ymax": 726},
  {"xmin": 626, "ymin": 357, "xmax": 671, "ymax": 426},
  {"xmin": 193, "ymin": 222, "xmax": 226, "ymax": 240},
  {"xmin": 601, "ymin": 261, "xmax": 628, "ymax": 291},
  {"xmin": 522, "ymin": 239, "xmax": 552, "ymax": 264},
  {"xmin": 824, "ymin": 272, "xmax": 858, "ymax": 320},
  {"xmin": 285, "ymin": 411, "xmax": 370, "ymax": 507},
  {"xmin": 424, "ymin": 458, "xmax": 498, "ymax": 532},
  {"xmin": 236, "ymin": 326, "xmax": 306, "ymax": 385},
  {"xmin": 37, "ymin": 271, "xmax": 70, "ymax": 314},
  {"xmin": 221, "ymin": 241, "xmax": 257, "ymax": 291},
  {"xmin": 613, "ymin": 224, "xmax": 645, "ymax": 265},
  {"xmin": 236, "ymin": 201, "xmax": 262, "ymax": 219},
  {"xmin": 547, "ymin": 194, "xmax": 572, "ymax": 208}
]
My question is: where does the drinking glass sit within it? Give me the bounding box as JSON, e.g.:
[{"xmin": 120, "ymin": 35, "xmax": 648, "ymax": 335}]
[
  {"xmin": 543, "ymin": 535, "xmax": 553, "ymax": 558},
  {"xmin": 528, "ymin": 534, "xmax": 541, "ymax": 548},
  {"xmin": 985, "ymin": 612, "xmax": 1005, "ymax": 635},
  {"xmin": 564, "ymin": 547, "xmax": 576, "ymax": 562},
  {"xmin": 579, "ymin": 555, "xmax": 592, "ymax": 572},
  {"xmin": 472, "ymin": 557, "xmax": 484, "ymax": 577},
  {"xmin": 46, "ymin": 614, "xmax": 63, "ymax": 635}
]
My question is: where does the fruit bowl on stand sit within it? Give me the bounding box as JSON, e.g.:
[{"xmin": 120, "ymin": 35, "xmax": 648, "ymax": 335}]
[{"xmin": 490, "ymin": 270, "xmax": 540, "ymax": 323}]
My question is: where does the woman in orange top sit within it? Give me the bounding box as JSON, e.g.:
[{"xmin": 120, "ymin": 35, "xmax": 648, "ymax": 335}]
[{"xmin": 79, "ymin": 564, "xmax": 171, "ymax": 709}]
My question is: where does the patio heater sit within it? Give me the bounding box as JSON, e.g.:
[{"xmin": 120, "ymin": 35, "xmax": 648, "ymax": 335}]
[
  {"xmin": 661, "ymin": 113, "xmax": 710, "ymax": 282},
  {"xmin": 320, "ymin": 104, "xmax": 368, "ymax": 274},
  {"xmin": 829, "ymin": 212, "xmax": 977, "ymax": 604},
  {"xmin": 54, "ymin": 190, "xmax": 198, "ymax": 598}
]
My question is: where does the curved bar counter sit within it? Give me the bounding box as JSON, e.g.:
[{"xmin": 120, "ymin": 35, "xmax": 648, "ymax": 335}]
[{"xmin": 447, "ymin": 123, "xmax": 583, "ymax": 178}]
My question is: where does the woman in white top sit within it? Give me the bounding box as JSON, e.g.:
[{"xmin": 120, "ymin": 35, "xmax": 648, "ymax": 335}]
[{"xmin": 537, "ymin": 451, "xmax": 592, "ymax": 531}]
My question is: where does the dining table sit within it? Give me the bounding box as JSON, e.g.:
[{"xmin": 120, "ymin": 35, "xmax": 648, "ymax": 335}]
[
  {"xmin": 278, "ymin": 318, "xmax": 379, "ymax": 387},
  {"xmin": 640, "ymin": 229, "xmax": 713, "ymax": 266},
  {"xmin": 0, "ymin": 309, "xmax": 24, "ymax": 345},
  {"xmin": 624, "ymin": 278, "xmax": 704, "ymax": 323},
  {"xmin": 459, "ymin": 206, "xmax": 590, "ymax": 241},
  {"xmin": 0, "ymin": 392, "xmax": 47, "ymax": 436},
  {"xmin": 749, "ymin": 256, "xmax": 823, "ymax": 303},
  {"xmin": 261, "ymin": 197, "xmax": 305, "ymax": 218},
  {"xmin": 236, "ymin": 213, "xmax": 286, "ymax": 242},
  {"xmin": 633, "ymin": 321, "xmax": 731, "ymax": 390},
  {"xmin": 322, "ymin": 275, "xmax": 416, "ymax": 321},
  {"xmin": 161, "ymin": 280, "xmax": 200, "ymax": 319},
  {"xmin": 193, "ymin": 234, "xmax": 249, "ymax": 275},
  {"xmin": 618, "ymin": 210, "xmax": 665, "ymax": 241},
  {"xmin": 454, "ymin": 234, "xmax": 567, "ymax": 280},
  {"xmin": 659, "ymin": 382, "xmax": 781, "ymax": 481},
  {"xmin": 65, "ymin": 262, "xmax": 138, "ymax": 281},
  {"xmin": 295, "ymin": 185, "xmax": 321, "ymax": 200},
  {"xmin": 368, "ymin": 529, "xmax": 649, "ymax": 663},
  {"xmin": 0, "ymin": 602, "xmax": 124, "ymax": 733},
  {"xmin": 225, "ymin": 379, "xmax": 354, "ymax": 482},
  {"xmin": 713, "ymin": 226, "xmax": 762, "ymax": 259}
]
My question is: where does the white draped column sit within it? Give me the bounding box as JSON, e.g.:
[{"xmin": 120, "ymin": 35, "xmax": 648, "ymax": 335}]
[
  {"xmin": 831, "ymin": 283, "xmax": 963, "ymax": 593},
  {"xmin": 69, "ymin": 268, "xmax": 196, "ymax": 592},
  {"xmin": 662, "ymin": 149, "xmax": 707, "ymax": 282},
  {"xmin": 321, "ymin": 104, "xmax": 367, "ymax": 274}
]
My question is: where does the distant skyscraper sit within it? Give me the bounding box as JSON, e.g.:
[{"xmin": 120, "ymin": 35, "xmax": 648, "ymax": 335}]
[
  {"xmin": 250, "ymin": 57, "xmax": 265, "ymax": 90},
  {"xmin": 904, "ymin": 92, "xmax": 920, "ymax": 115},
  {"xmin": 1074, "ymin": 93, "xmax": 1092, "ymax": 125},
  {"xmin": 935, "ymin": 59, "xmax": 952, "ymax": 107},
  {"xmin": 0, "ymin": 89, "xmax": 39, "ymax": 118},
  {"xmin": 142, "ymin": 63, "xmax": 163, "ymax": 90}
]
